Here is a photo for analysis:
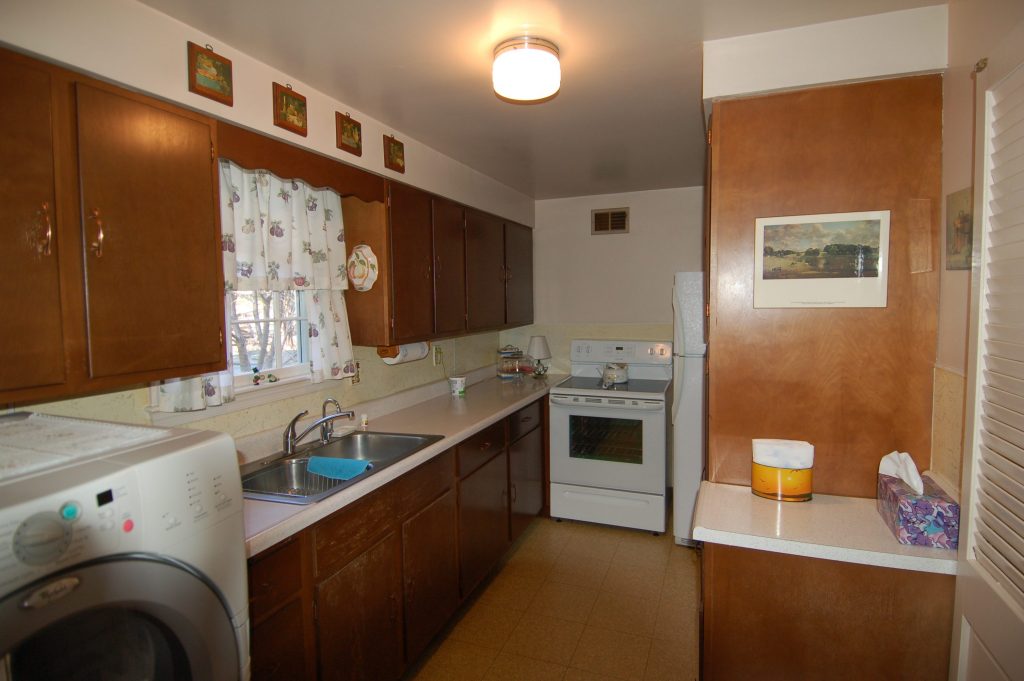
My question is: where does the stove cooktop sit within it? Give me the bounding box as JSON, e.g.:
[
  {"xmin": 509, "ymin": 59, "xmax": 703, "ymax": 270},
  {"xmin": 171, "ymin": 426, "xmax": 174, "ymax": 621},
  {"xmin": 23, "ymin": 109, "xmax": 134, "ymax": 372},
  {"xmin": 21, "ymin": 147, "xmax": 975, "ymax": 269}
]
[{"xmin": 551, "ymin": 376, "xmax": 671, "ymax": 398}]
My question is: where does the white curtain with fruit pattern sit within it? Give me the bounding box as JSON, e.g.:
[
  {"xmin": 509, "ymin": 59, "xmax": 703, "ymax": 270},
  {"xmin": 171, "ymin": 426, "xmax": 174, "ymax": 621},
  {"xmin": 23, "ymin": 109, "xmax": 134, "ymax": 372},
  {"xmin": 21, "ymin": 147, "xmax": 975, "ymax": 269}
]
[{"xmin": 220, "ymin": 161, "xmax": 356, "ymax": 382}]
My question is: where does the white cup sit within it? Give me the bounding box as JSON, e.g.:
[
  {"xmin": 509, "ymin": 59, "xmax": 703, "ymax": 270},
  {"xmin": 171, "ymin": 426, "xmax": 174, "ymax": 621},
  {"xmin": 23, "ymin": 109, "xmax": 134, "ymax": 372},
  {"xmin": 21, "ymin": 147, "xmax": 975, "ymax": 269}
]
[{"xmin": 449, "ymin": 376, "xmax": 466, "ymax": 397}]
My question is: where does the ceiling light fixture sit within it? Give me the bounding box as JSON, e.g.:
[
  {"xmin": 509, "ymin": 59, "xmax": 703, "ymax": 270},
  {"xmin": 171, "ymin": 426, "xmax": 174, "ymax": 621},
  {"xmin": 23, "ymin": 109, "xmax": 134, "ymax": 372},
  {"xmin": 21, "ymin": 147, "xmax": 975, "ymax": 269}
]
[{"xmin": 492, "ymin": 36, "xmax": 560, "ymax": 102}]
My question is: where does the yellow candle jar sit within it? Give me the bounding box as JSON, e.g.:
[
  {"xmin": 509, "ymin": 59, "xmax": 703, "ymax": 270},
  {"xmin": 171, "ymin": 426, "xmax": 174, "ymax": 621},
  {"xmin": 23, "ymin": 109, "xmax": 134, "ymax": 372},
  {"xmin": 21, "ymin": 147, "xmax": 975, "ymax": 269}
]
[{"xmin": 751, "ymin": 439, "xmax": 814, "ymax": 502}]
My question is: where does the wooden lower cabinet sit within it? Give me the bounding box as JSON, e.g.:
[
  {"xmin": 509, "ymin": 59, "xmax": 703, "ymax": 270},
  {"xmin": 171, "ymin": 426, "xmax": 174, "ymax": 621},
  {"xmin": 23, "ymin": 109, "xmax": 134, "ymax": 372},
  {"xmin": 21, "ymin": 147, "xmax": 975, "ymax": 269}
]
[
  {"xmin": 402, "ymin": 488, "xmax": 459, "ymax": 662},
  {"xmin": 251, "ymin": 600, "xmax": 311, "ymax": 681},
  {"xmin": 458, "ymin": 451, "xmax": 510, "ymax": 597},
  {"xmin": 316, "ymin": 531, "xmax": 405, "ymax": 681},
  {"xmin": 509, "ymin": 426, "xmax": 544, "ymax": 541},
  {"xmin": 702, "ymin": 543, "xmax": 955, "ymax": 681}
]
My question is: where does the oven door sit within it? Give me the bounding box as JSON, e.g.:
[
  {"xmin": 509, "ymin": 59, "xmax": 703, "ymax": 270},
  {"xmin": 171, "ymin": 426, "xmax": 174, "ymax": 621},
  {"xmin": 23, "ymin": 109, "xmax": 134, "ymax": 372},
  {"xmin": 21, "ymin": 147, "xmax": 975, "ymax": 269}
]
[{"xmin": 549, "ymin": 394, "xmax": 666, "ymax": 494}]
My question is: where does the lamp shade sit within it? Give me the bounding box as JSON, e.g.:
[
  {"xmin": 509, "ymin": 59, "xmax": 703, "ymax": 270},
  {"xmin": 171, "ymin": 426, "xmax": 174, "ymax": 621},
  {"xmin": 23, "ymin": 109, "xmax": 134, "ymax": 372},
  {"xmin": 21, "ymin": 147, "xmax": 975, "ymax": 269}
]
[
  {"xmin": 492, "ymin": 36, "xmax": 560, "ymax": 101},
  {"xmin": 527, "ymin": 335, "xmax": 551, "ymax": 361}
]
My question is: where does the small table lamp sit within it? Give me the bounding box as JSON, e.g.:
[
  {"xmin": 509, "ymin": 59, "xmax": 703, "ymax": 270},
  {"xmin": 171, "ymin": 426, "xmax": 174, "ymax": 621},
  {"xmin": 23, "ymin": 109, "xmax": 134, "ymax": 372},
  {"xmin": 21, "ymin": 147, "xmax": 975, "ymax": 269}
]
[{"xmin": 527, "ymin": 335, "xmax": 551, "ymax": 377}]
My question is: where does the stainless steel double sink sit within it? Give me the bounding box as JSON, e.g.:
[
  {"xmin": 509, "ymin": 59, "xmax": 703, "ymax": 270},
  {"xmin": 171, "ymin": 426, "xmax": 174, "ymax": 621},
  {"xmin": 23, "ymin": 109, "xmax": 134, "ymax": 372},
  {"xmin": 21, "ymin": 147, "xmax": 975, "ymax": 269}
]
[{"xmin": 241, "ymin": 431, "xmax": 443, "ymax": 504}]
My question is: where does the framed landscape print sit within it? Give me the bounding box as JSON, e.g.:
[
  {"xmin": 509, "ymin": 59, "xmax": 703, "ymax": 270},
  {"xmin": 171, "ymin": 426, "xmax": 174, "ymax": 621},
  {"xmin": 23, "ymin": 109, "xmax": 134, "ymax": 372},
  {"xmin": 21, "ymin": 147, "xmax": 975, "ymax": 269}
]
[
  {"xmin": 753, "ymin": 210, "xmax": 891, "ymax": 308},
  {"xmin": 336, "ymin": 112, "xmax": 362, "ymax": 156},
  {"xmin": 383, "ymin": 134, "xmax": 405, "ymax": 173},
  {"xmin": 187, "ymin": 42, "xmax": 233, "ymax": 106},
  {"xmin": 946, "ymin": 187, "xmax": 973, "ymax": 270},
  {"xmin": 272, "ymin": 82, "xmax": 307, "ymax": 136}
]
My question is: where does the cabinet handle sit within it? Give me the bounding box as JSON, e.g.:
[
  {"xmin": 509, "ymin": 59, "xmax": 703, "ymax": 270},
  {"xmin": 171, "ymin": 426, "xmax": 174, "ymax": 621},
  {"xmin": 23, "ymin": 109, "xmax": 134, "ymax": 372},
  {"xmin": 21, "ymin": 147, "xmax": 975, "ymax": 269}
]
[
  {"xmin": 388, "ymin": 593, "xmax": 398, "ymax": 622},
  {"xmin": 511, "ymin": 483, "xmax": 517, "ymax": 503},
  {"xmin": 435, "ymin": 255, "xmax": 441, "ymax": 274},
  {"xmin": 479, "ymin": 441, "xmax": 491, "ymax": 451},
  {"xmin": 33, "ymin": 202, "xmax": 54, "ymax": 256},
  {"xmin": 87, "ymin": 208, "xmax": 104, "ymax": 258},
  {"xmin": 506, "ymin": 268, "xmax": 512, "ymax": 282},
  {"xmin": 520, "ymin": 416, "xmax": 532, "ymax": 423}
]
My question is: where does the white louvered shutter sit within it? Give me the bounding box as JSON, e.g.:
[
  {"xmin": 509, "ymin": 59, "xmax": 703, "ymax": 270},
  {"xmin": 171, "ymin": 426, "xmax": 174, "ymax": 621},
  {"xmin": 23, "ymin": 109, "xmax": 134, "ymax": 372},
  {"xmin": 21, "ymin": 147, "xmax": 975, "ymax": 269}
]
[{"xmin": 972, "ymin": 61, "xmax": 1024, "ymax": 611}]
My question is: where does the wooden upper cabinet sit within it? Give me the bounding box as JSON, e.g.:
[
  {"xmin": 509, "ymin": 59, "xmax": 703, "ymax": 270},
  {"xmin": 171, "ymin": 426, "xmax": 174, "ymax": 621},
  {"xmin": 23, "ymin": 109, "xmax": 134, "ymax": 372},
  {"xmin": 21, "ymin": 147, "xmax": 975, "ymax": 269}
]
[
  {"xmin": 432, "ymin": 196, "xmax": 466, "ymax": 336},
  {"xmin": 0, "ymin": 53, "xmax": 66, "ymax": 394},
  {"xmin": 76, "ymin": 82, "xmax": 224, "ymax": 380},
  {"xmin": 465, "ymin": 208, "xmax": 506, "ymax": 331},
  {"xmin": 504, "ymin": 222, "xmax": 533, "ymax": 326},
  {"xmin": 389, "ymin": 182, "xmax": 434, "ymax": 343}
]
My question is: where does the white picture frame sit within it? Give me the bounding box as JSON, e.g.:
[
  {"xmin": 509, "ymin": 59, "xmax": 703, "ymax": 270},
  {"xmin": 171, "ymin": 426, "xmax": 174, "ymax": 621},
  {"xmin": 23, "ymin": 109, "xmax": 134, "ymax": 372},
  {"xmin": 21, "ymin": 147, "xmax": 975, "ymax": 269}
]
[{"xmin": 753, "ymin": 210, "xmax": 890, "ymax": 308}]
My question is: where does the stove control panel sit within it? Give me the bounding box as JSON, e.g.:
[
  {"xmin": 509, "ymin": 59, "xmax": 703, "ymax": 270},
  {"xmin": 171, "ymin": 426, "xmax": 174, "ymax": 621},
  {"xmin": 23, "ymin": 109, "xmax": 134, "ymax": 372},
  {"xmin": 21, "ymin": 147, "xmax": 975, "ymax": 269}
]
[{"xmin": 569, "ymin": 340, "xmax": 672, "ymax": 365}]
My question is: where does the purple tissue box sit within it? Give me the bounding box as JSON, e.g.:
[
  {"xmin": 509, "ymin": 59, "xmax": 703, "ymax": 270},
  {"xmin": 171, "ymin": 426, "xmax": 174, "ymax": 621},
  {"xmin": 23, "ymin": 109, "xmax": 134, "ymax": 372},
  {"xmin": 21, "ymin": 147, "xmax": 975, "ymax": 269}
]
[{"xmin": 876, "ymin": 474, "xmax": 959, "ymax": 549}]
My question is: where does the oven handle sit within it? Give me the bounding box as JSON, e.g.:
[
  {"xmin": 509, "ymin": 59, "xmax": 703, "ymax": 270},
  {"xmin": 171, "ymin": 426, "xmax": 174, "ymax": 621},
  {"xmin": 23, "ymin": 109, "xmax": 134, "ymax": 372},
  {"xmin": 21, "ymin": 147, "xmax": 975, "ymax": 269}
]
[{"xmin": 549, "ymin": 394, "xmax": 664, "ymax": 411}]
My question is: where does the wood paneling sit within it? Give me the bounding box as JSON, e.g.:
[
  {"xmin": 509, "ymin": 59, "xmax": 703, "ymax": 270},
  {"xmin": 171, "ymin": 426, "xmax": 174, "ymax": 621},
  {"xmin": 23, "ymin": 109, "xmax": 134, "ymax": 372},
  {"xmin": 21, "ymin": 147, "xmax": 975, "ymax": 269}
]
[
  {"xmin": 389, "ymin": 182, "xmax": 434, "ymax": 343},
  {"xmin": 216, "ymin": 121, "xmax": 386, "ymax": 203},
  {"xmin": 702, "ymin": 544, "xmax": 954, "ymax": 681},
  {"xmin": 707, "ymin": 76, "xmax": 942, "ymax": 497},
  {"xmin": 0, "ymin": 54, "xmax": 65, "ymax": 393},
  {"xmin": 76, "ymin": 82, "xmax": 224, "ymax": 380},
  {"xmin": 432, "ymin": 196, "xmax": 466, "ymax": 336}
]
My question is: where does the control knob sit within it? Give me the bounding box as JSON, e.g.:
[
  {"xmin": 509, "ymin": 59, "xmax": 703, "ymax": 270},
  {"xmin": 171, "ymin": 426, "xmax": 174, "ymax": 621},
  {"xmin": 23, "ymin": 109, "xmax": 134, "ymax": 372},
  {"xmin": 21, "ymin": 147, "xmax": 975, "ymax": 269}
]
[{"xmin": 13, "ymin": 512, "xmax": 73, "ymax": 565}]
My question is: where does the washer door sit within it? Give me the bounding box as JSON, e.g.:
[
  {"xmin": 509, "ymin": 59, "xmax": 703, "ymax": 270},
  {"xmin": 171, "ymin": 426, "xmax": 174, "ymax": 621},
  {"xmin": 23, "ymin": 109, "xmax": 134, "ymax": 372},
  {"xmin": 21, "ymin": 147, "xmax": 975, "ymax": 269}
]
[{"xmin": 0, "ymin": 555, "xmax": 240, "ymax": 681}]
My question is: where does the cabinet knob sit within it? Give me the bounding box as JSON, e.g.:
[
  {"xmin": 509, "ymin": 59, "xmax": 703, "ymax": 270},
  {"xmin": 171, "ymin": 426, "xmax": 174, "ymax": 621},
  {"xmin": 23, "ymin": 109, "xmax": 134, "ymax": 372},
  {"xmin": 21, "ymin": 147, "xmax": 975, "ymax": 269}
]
[
  {"xmin": 87, "ymin": 208, "xmax": 104, "ymax": 258},
  {"xmin": 36, "ymin": 202, "xmax": 53, "ymax": 256}
]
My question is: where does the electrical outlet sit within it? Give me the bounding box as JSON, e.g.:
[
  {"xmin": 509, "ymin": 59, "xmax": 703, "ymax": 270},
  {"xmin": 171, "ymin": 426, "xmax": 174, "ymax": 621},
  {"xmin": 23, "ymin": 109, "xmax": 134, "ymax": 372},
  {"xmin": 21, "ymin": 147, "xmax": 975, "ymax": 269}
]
[{"xmin": 433, "ymin": 346, "xmax": 443, "ymax": 366}]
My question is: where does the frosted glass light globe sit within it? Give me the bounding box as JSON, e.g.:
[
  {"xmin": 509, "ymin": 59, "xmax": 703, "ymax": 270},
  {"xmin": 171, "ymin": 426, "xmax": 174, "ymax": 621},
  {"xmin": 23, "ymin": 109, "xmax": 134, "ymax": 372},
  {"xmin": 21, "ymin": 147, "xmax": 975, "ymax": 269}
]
[{"xmin": 492, "ymin": 37, "xmax": 560, "ymax": 102}]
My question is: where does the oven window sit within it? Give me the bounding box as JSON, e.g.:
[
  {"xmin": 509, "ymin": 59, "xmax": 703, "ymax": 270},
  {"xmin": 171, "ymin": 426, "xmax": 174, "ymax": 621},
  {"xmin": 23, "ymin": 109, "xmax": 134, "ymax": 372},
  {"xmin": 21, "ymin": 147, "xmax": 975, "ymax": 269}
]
[
  {"xmin": 569, "ymin": 414, "xmax": 643, "ymax": 465},
  {"xmin": 10, "ymin": 606, "xmax": 190, "ymax": 680}
]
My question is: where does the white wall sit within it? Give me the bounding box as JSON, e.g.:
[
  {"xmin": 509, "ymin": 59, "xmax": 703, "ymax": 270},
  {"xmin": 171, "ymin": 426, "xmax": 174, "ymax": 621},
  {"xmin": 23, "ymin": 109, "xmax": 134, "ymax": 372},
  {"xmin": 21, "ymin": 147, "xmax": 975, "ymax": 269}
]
[
  {"xmin": 703, "ymin": 5, "xmax": 948, "ymax": 101},
  {"xmin": 533, "ymin": 187, "xmax": 704, "ymax": 325},
  {"xmin": 0, "ymin": 0, "xmax": 533, "ymax": 224}
]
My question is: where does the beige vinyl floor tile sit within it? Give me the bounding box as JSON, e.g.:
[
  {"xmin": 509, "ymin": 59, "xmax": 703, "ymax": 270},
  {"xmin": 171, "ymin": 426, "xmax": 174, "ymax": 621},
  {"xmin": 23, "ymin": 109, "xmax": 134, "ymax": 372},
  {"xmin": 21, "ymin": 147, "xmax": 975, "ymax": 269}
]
[
  {"xmin": 526, "ymin": 580, "xmax": 599, "ymax": 623},
  {"xmin": 644, "ymin": 637, "xmax": 699, "ymax": 681},
  {"xmin": 587, "ymin": 590, "xmax": 660, "ymax": 637},
  {"xmin": 601, "ymin": 561, "xmax": 668, "ymax": 602},
  {"xmin": 477, "ymin": 572, "xmax": 545, "ymax": 612},
  {"xmin": 560, "ymin": 532, "xmax": 623, "ymax": 564},
  {"xmin": 501, "ymin": 612, "xmax": 585, "ymax": 666},
  {"xmin": 481, "ymin": 651, "xmax": 566, "ymax": 681},
  {"xmin": 450, "ymin": 600, "xmax": 524, "ymax": 650},
  {"xmin": 412, "ymin": 638, "xmax": 498, "ymax": 681},
  {"xmin": 547, "ymin": 552, "xmax": 611, "ymax": 591},
  {"xmin": 563, "ymin": 669, "xmax": 629, "ymax": 681},
  {"xmin": 611, "ymin": 534, "xmax": 673, "ymax": 570},
  {"xmin": 570, "ymin": 625, "xmax": 653, "ymax": 681}
]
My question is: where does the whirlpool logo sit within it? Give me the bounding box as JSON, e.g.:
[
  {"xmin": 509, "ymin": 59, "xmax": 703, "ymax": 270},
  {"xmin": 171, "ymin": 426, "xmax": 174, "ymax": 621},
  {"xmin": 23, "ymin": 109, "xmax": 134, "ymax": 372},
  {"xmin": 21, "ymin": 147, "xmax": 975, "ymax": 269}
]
[{"xmin": 20, "ymin": 576, "xmax": 81, "ymax": 610}]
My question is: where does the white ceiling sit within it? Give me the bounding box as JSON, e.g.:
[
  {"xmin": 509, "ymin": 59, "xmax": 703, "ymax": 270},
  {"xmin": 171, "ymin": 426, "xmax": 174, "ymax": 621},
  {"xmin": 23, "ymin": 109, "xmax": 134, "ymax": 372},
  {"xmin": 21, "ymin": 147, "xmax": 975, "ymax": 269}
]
[{"xmin": 138, "ymin": 0, "xmax": 940, "ymax": 199}]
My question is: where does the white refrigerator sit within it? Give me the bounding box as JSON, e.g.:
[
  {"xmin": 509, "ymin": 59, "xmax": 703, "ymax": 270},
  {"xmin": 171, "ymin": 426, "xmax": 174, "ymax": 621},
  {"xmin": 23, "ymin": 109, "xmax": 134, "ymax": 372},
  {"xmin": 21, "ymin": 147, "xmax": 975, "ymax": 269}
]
[{"xmin": 671, "ymin": 272, "xmax": 707, "ymax": 546}]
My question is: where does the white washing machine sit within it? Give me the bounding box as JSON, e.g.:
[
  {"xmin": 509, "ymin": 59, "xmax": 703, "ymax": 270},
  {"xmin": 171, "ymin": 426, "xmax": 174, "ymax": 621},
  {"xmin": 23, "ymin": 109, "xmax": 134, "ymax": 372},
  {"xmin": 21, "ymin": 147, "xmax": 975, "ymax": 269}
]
[{"xmin": 0, "ymin": 413, "xmax": 249, "ymax": 680}]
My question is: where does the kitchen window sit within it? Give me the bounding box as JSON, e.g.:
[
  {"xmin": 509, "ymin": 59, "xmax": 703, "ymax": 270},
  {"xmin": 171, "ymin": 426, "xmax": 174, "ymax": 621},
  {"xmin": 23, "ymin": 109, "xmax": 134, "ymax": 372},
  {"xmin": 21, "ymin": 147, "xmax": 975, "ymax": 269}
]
[{"xmin": 229, "ymin": 290, "xmax": 310, "ymax": 386}]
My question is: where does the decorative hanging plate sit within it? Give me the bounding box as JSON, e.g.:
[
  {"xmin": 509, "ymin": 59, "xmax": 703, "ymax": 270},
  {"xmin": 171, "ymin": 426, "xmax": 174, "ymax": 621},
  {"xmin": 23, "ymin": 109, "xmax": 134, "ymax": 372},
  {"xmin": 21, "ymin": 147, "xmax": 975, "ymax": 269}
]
[{"xmin": 347, "ymin": 244, "xmax": 378, "ymax": 291}]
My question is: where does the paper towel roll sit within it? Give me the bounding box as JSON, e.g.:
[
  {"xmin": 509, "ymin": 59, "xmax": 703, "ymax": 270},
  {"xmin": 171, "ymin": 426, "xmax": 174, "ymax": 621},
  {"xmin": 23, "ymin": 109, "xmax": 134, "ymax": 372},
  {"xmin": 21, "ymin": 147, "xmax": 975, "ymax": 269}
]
[
  {"xmin": 381, "ymin": 342, "xmax": 429, "ymax": 365},
  {"xmin": 752, "ymin": 439, "xmax": 814, "ymax": 469}
]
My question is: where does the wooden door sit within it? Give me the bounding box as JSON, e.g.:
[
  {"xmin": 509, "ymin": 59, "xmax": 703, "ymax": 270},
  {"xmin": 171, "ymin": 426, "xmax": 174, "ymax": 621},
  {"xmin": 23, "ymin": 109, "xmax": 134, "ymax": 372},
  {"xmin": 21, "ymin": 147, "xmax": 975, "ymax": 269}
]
[
  {"xmin": 75, "ymin": 82, "xmax": 224, "ymax": 380},
  {"xmin": 458, "ymin": 451, "xmax": 509, "ymax": 596},
  {"xmin": 389, "ymin": 182, "xmax": 434, "ymax": 343},
  {"xmin": 316, "ymin": 531, "xmax": 405, "ymax": 681},
  {"xmin": 431, "ymin": 196, "xmax": 466, "ymax": 336},
  {"xmin": 0, "ymin": 53, "xmax": 66, "ymax": 394},
  {"xmin": 402, "ymin": 488, "xmax": 458, "ymax": 663},
  {"xmin": 504, "ymin": 222, "xmax": 533, "ymax": 326},
  {"xmin": 465, "ymin": 208, "xmax": 505, "ymax": 331},
  {"xmin": 509, "ymin": 426, "xmax": 544, "ymax": 541}
]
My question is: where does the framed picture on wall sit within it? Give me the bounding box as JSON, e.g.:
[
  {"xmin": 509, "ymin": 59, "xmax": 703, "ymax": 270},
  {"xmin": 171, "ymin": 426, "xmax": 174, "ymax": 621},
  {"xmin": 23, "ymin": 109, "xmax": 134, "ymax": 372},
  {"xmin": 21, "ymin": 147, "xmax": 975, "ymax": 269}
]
[
  {"xmin": 272, "ymin": 82, "xmax": 307, "ymax": 136},
  {"xmin": 186, "ymin": 42, "xmax": 233, "ymax": 106},
  {"xmin": 753, "ymin": 210, "xmax": 891, "ymax": 308},
  {"xmin": 383, "ymin": 134, "xmax": 405, "ymax": 173},
  {"xmin": 335, "ymin": 112, "xmax": 362, "ymax": 156},
  {"xmin": 945, "ymin": 187, "xmax": 973, "ymax": 270}
]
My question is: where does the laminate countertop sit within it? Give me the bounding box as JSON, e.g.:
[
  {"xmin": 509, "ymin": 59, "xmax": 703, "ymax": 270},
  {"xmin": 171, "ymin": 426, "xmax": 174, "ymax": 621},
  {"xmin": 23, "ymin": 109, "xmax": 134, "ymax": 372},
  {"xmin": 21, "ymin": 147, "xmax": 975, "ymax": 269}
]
[
  {"xmin": 693, "ymin": 480, "xmax": 958, "ymax": 574},
  {"xmin": 243, "ymin": 374, "xmax": 560, "ymax": 557}
]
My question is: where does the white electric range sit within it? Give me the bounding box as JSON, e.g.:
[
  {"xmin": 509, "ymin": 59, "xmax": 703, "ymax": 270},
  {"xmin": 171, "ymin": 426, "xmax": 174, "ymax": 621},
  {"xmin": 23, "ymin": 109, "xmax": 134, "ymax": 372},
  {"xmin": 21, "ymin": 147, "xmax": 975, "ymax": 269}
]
[{"xmin": 548, "ymin": 339, "xmax": 672, "ymax": 533}]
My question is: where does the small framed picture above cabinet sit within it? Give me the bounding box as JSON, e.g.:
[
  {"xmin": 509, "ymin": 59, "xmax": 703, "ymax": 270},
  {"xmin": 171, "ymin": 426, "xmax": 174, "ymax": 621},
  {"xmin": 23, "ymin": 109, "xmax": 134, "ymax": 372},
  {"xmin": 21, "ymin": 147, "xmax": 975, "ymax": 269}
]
[
  {"xmin": 336, "ymin": 112, "xmax": 362, "ymax": 156},
  {"xmin": 186, "ymin": 42, "xmax": 233, "ymax": 106},
  {"xmin": 383, "ymin": 134, "xmax": 405, "ymax": 173},
  {"xmin": 272, "ymin": 82, "xmax": 307, "ymax": 137}
]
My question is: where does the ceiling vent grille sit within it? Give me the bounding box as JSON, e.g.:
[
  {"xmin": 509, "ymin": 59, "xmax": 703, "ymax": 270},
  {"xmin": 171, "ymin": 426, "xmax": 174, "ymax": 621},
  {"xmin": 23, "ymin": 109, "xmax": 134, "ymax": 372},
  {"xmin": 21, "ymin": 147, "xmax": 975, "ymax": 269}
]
[{"xmin": 591, "ymin": 208, "xmax": 629, "ymax": 235}]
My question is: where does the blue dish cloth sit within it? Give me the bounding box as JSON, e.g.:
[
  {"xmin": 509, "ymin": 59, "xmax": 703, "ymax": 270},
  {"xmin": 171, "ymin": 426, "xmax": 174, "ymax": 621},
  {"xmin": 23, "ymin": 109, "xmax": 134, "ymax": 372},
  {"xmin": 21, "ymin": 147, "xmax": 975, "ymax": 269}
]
[{"xmin": 307, "ymin": 456, "xmax": 371, "ymax": 480}]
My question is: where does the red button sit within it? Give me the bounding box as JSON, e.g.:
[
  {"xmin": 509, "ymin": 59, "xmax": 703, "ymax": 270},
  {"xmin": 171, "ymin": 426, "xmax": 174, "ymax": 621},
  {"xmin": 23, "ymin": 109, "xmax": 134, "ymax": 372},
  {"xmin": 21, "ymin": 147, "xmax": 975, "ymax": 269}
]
[{"xmin": 122, "ymin": 519, "xmax": 135, "ymax": 533}]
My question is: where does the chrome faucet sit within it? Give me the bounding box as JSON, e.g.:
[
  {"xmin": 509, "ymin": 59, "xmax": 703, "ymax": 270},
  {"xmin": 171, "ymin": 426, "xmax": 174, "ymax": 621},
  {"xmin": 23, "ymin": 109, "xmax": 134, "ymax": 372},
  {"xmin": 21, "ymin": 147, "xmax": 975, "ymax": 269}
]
[
  {"xmin": 282, "ymin": 408, "xmax": 355, "ymax": 456},
  {"xmin": 321, "ymin": 397, "xmax": 344, "ymax": 442}
]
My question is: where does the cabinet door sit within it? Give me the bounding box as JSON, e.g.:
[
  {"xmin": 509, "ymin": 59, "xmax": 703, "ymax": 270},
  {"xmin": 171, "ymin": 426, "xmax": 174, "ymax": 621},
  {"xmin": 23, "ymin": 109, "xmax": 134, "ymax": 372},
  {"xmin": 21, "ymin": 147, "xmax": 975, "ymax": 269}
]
[
  {"xmin": 432, "ymin": 196, "xmax": 466, "ymax": 336},
  {"xmin": 316, "ymin": 531, "xmax": 404, "ymax": 681},
  {"xmin": 402, "ymin": 489, "xmax": 458, "ymax": 663},
  {"xmin": 251, "ymin": 600, "xmax": 313, "ymax": 681},
  {"xmin": 509, "ymin": 426, "xmax": 544, "ymax": 541},
  {"xmin": 0, "ymin": 54, "xmax": 66, "ymax": 393},
  {"xmin": 389, "ymin": 182, "xmax": 434, "ymax": 343},
  {"xmin": 458, "ymin": 451, "xmax": 509, "ymax": 596},
  {"xmin": 465, "ymin": 208, "xmax": 505, "ymax": 331},
  {"xmin": 504, "ymin": 222, "xmax": 533, "ymax": 326},
  {"xmin": 75, "ymin": 82, "xmax": 224, "ymax": 380}
]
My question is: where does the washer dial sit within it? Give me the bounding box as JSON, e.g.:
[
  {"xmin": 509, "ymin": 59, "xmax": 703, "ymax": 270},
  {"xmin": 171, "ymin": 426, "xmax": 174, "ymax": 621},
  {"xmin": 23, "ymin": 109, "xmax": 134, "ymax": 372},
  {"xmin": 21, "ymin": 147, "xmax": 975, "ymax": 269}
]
[{"xmin": 13, "ymin": 511, "xmax": 73, "ymax": 565}]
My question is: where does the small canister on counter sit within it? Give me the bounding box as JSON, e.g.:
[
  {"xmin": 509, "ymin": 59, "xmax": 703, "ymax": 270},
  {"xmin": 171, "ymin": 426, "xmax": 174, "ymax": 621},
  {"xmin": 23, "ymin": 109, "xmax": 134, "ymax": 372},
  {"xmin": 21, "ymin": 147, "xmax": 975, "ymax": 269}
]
[{"xmin": 751, "ymin": 439, "xmax": 814, "ymax": 502}]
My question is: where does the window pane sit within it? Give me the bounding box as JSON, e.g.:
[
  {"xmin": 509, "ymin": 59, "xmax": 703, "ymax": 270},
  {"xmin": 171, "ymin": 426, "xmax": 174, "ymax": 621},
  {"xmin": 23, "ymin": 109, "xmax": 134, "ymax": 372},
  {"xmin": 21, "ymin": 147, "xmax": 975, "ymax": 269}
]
[
  {"xmin": 229, "ymin": 290, "xmax": 309, "ymax": 377},
  {"xmin": 279, "ymin": 290, "xmax": 299, "ymax": 318}
]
